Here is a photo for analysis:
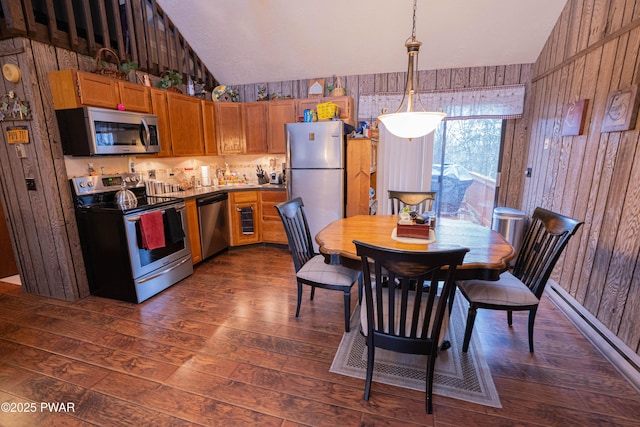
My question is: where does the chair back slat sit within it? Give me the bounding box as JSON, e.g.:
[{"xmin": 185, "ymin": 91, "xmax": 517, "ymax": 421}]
[
  {"xmin": 275, "ymin": 198, "xmax": 315, "ymax": 272},
  {"xmin": 356, "ymin": 241, "xmax": 469, "ymax": 353},
  {"xmin": 512, "ymin": 207, "xmax": 583, "ymax": 298},
  {"xmin": 388, "ymin": 191, "xmax": 436, "ymax": 215}
]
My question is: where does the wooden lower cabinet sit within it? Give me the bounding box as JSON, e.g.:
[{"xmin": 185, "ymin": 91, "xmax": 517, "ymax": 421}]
[
  {"xmin": 228, "ymin": 191, "xmax": 261, "ymax": 246},
  {"xmin": 185, "ymin": 199, "xmax": 202, "ymax": 264},
  {"xmin": 260, "ymin": 190, "xmax": 287, "ymax": 244}
]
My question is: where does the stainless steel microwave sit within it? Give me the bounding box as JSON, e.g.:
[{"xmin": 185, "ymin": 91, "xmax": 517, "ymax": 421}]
[{"xmin": 55, "ymin": 107, "xmax": 161, "ymax": 156}]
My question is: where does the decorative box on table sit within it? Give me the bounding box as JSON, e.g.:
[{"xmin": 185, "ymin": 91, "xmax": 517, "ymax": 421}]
[{"xmin": 396, "ymin": 222, "xmax": 430, "ymax": 239}]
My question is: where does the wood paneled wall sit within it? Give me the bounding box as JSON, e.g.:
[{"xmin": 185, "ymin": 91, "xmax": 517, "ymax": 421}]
[
  {"xmin": 524, "ymin": 0, "xmax": 640, "ymax": 354},
  {"xmin": 233, "ymin": 64, "xmax": 532, "ymax": 210},
  {"xmin": 0, "ymin": 38, "xmax": 89, "ymax": 300}
]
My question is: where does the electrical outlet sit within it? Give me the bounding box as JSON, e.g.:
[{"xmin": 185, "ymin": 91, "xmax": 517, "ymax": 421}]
[
  {"xmin": 544, "ymin": 138, "xmax": 550, "ymax": 149},
  {"xmin": 525, "ymin": 167, "xmax": 532, "ymax": 178},
  {"xmin": 25, "ymin": 178, "xmax": 36, "ymax": 191}
]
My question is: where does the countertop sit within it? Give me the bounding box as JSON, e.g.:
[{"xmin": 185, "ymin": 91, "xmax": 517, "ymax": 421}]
[{"xmin": 161, "ymin": 183, "xmax": 285, "ymax": 200}]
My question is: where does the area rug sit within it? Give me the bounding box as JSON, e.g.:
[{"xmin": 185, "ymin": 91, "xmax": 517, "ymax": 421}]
[{"xmin": 330, "ymin": 293, "xmax": 502, "ymax": 408}]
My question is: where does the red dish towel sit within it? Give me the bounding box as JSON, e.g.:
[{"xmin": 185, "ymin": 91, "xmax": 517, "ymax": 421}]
[{"xmin": 139, "ymin": 211, "xmax": 165, "ymax": 250}]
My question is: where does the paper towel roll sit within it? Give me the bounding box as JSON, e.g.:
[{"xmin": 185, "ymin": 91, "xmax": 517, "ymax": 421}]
[{"xmin": 201, "ymin": 165, "xmax": 211, "ymax": 186}]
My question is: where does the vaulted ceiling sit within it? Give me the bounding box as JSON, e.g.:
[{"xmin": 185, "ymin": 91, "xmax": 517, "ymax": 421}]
[{"xmin": 157, "ymin": 0, "xmax": 567, "ymax": 86}]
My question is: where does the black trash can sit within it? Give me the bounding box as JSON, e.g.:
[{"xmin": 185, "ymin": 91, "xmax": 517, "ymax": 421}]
[{"xmin": 492, "ymin": 207, "xmax": 527, "ymax": 260}]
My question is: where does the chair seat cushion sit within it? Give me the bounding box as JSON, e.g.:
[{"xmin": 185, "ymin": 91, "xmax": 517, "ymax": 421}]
[
  {"xmin": 457, "ymin": 271, "xmax": 540, "ymax": 306},
  {"xmin": 297, "ymin": 255, "xmax": 360, "ymax": 286},
  {"xmin": 360, "ymin": 286, "xmax": 449, "ymax": 346}
]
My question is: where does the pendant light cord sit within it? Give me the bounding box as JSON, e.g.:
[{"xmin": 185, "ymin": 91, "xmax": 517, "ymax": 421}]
[{"xmin": 411, "ymin": 0, "xmax": 417, "ymax": 42}]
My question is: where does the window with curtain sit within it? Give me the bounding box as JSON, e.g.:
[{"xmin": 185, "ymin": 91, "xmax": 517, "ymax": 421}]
[{"xmin": 360, "ymin": 85, "xmax": 524, "ymax": 218}]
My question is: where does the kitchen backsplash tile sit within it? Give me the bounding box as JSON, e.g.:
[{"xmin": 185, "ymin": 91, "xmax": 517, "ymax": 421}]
[{"xmin": 64, "ymin": 154, "xmax": 284, "ymax": 188}]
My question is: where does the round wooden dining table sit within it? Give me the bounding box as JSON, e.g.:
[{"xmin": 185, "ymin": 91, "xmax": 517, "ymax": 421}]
[{"xmin": 315, "ymin": 215, "xmax": 515, "ymax": 281}]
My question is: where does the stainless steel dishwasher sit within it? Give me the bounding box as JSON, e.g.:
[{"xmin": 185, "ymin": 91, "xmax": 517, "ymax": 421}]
[{"xmin": 197, "ymin": 193, "xmax": 229, "ymax": 260}]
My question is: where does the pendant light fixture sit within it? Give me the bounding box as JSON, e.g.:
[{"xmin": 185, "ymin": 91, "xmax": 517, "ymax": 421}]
[{"xmin": 378, "ymin": 0, "xmax": 446, "ymax": 140}]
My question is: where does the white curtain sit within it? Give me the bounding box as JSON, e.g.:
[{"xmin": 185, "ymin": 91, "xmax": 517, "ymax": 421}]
[
  {"xmin": 376, "ymin": 126, "xmax": 434, "ymax": 215},
  {"xmin": 359, "ymin": 85, "xmax": 526, "ymax": 122}
]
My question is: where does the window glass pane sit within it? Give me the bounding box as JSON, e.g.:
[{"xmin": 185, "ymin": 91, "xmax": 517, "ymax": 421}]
[{"xmin": 432, "ymin": 119, "xmax": 503, "ymax": 226}]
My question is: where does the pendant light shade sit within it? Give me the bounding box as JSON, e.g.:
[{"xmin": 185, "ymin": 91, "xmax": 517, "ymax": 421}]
[
  {"xmin": 378, "ymin": 111, "xmax": 446, "ymax": 139},
  {"xmin": 378, "ymin": 1, "xmax": 445, "ymax": 139}
]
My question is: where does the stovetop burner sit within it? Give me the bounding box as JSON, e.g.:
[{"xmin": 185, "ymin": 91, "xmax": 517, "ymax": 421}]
[{"xmin": 70, "ymin": 173, "xmax": 183, "ymax": 214}]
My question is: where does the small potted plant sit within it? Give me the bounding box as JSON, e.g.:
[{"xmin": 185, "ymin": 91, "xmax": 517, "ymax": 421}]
[
  {"xmin": 119, "ymin": 61, "xmax": 138, "ymax": 75},
  {"xmin": 157, "ymin": 70, "xmax": 183, "ymax": 92}
]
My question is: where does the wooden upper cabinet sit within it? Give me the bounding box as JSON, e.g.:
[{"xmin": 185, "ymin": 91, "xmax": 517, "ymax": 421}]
[
  {"xmin": 202, "ymin": 100, "xmax": 218, "ymax": 155},
  {"xmin": 166, "ymin": 92, "xmax": 204, "ymax": 156},
  {"xmin": 48, "ymin": 69, "xmax": 151, "ymax": 113},
  {"xmin": 117, "ymin": 81, "xmax": 152, "ymax": 113},
  {"xmin": 243, "ymin": 102, "xmax": 268, "ymax": 154},
  {"xmin": 216, "ymin": 102, "xmax": 245, "ymax": 154},
  {"xmin": 49, "ymin": 69, "xmax": 118, "ymax": 110},
  {"xmin": 267, "ymin": 100, "xmax": 296, "ymax": 154},
  {"xmin": 296, "ymin": 96, "xmax": 354, "ymax": 125},
  {"xmin": 150, "ymin": 89, "xmax": 172, "ymax": 157}
]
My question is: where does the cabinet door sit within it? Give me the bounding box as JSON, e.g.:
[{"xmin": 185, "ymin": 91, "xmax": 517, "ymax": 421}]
[
  {"xmin": 167, "ymin": 92, "xmax": 205, "ymax": 156},
  {"xmin": 118, "ymin": 81, "xmax": 151, "ymax": 112},
  {"xmin": 297, "ymin": 98, "xmax": 318, "ymax": 117},
  {"xmin": 346, "ymin": 138, "xmax": 372, "ymax": 217},
  {"xmin": 229, "ymin": 191, "xmax": 261, "ymax": 246},
  {"xmin": 76, "ymin": 72, "xmax": 120, "ymax": 109},
  {"xmin": 216, "ymin": 102, "xmax": 245, "ymax": 154},
  {"xmin": 330, "ymin": 96, "xmax": 354, "ymax": 124},
  {"xmin": 260, "ymin": 190, "xmax": 287, "ymax": 244},
  {"xmin": 267, "ymin": 100, "xmax": 296, "ymax": 154},
  {"xmin": 243, "ymin": 102, "xmax": 268, "ymax": 154},
  {"xmin": 185, "ymin": 199, "xmax": 202, "ymax": 264},
  {"xmin": 150, "ymin": 89, "xmax": 172, "ymax": 157},
  {"xmin": 296, "ymin": 96, "xmax": 354, "ymax": 125},
  {"xmin": 202, "ymin": 100, "xmax": 218, "ymax": 155}
]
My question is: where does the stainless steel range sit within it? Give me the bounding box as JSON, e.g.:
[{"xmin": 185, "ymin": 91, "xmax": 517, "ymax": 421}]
[{"xmin": 70, "ymin": 173, "xmax": 193, "ymax": 303}]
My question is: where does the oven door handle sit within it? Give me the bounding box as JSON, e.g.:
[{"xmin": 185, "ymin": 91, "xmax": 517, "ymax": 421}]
[
  {"xmin": 127, "ymin": 206, "xmax": 185, "ymax": 222},
  {"xmin": 137, "ymin": 257, "xmax": 190, "ymax": 284}
]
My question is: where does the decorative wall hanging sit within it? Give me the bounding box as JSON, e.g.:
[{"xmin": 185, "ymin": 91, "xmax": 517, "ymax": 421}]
[
  {"xmin": 562, "ymin": 99, "xmax": 589, "ymax": 136},
  {"xmin": 601, "ymin": 85, "xmax": 640, "ymax": 132},
  {"xmin": 2, "ymin": 64, "xmax": 21, "ymax": 83},
  {"xmin": 0, "ymin": 91, "xmax": 31, "ymax": 121},
  {"xmin": 6, "ymin": 125, "xmax": 29, "ymax": 144},
  {"xmin": 213, "ymin": 85, "xmax": 239, "ymax": 102},
  {"xmin": 308, "ymin": 79, "xmax": 324, "ymax": 97}
]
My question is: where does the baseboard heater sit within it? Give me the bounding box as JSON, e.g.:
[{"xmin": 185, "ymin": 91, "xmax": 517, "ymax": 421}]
[{"xmin": 546, "ymin": 281, "xmax": 640, "ymax": 392}]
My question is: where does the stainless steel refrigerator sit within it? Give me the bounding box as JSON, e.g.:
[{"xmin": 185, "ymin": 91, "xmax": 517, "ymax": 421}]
[{"xmin": 285, "ymin": 121, "xmax": 345, "ymax": 252}]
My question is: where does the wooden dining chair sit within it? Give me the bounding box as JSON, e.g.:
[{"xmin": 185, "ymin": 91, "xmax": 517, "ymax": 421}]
[
  {"xmin": 354, "ymin": 240, "xmax": 469, "ymax": 414},
  {"xmin": 457, "ymin": 207, "xmax": 583, "ymax": 352},
  {"xmin": 276, "ymin": 197, "xmax": 362, "ymax": 332},
  {"xmin": 388, "ymin": 190, "xmax": 436, "ymax": 215}
]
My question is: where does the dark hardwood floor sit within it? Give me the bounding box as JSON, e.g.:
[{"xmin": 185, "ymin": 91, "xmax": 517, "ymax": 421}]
[{"xmin": 1, "ymin": 245, "xmax": 639, "ymax": 426}]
